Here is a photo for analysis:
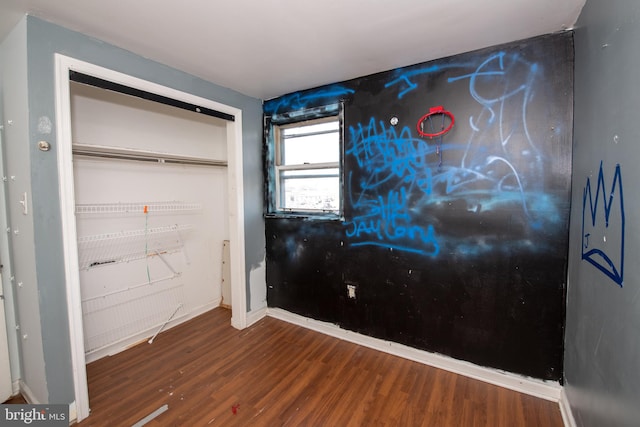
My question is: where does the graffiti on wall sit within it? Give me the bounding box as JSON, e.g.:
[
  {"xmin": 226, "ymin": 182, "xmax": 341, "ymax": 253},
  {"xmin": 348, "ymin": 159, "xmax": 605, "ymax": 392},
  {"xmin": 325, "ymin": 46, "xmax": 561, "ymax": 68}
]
[
  {"xmin": 384, "ymin": 62, "xmax": 472, "ymax": 99},
  {"xmin": 344, "ymin": 51, "xmax": 563, "ymax": 256},
  {"xmin": 265, "ymin": 33, "xmax": 572, "ymax": 383},
  {"xmin": 582, "ymin": 162, "xmax": 625, "ymax": 286},
  {"xmin": 264, "ymin": 85, "xmax": 354, "ymax": 115},
  {"xmin": 344, "ymin": 118, "xmax": 440, "ymax": 256}
]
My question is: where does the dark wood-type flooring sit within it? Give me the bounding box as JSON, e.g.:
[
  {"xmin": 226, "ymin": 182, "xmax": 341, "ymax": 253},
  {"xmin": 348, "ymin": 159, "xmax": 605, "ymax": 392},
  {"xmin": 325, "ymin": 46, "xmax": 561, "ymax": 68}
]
[{"xmin": 5, "ymin": 308, "xmax": 564, "ymax": 426}]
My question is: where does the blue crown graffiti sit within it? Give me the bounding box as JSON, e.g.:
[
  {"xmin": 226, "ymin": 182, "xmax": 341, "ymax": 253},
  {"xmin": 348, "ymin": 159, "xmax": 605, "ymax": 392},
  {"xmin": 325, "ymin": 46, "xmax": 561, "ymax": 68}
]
[{"xmin": 582, "ymin": 162, "xmax": 625, "ymax": 286}]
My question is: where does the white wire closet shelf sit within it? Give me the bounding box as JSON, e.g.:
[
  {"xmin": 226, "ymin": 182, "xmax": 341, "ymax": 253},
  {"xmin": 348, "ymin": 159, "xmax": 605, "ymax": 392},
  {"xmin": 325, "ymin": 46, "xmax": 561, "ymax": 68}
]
[
  {"xmin": 75, "ymin": 201, "xmax": 202, "ymax": 215},
  {"xmin": 77, "ymin": 224, "xmax": 192, "ymax": 270}
]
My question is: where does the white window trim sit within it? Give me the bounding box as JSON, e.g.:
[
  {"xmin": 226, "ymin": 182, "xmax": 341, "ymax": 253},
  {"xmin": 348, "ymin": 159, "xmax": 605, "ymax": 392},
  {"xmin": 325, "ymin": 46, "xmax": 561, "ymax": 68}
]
[{"xmin": 272, "ymin": 116, "xmax": 342, "ymax": 215}]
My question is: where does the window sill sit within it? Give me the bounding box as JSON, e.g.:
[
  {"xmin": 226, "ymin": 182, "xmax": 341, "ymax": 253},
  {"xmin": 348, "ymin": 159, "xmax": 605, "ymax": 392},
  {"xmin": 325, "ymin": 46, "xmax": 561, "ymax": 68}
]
[{"xmin": 264, "ymin": 211, "xmax": 343, "ymax": 221}]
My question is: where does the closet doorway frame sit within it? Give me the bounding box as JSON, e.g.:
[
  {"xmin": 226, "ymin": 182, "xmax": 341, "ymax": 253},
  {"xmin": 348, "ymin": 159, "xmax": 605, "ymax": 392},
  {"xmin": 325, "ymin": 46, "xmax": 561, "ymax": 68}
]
[{"xmin": 54, "ymin": 54, "xmax": 247, "ymax": 422}]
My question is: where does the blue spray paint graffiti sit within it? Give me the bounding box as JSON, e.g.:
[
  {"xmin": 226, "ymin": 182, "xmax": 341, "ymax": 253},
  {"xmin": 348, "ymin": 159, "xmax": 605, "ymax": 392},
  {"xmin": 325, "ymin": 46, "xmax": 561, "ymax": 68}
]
[
  {"xmin": 344, "ymin": 186, "xmax": 440, "ymax": 256},
  {"xmin": 346, "ymin": 118, "xmax": 435, "ymax": 196},
  {"xmin": 344, "ymin": 51, "xmax": 561, "ymax": 255},
  {"xmin": 263, "ymin": 85, "xmax": 355, "ymax": 115},
  {"xmin": 385, "ymin": 62, "xmax": 474, "ymax": 99},
  {"xmin": 446, "ymin": 52, "xmax": 546, "ymax": 227},
  {"xmin": 343, "ymin": 117, "xmax": 440, "ymax": 255},
  {"xmin": 582, "ymin": 162, "xmax": 625, "ymax": 286}
]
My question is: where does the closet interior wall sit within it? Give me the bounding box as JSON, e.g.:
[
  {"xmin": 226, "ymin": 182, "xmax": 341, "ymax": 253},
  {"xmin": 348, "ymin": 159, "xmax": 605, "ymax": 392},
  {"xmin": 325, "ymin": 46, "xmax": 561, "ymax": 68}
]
[{"xmin": 70, "ymin": 82, "xmax": 229, "ymax": 362}]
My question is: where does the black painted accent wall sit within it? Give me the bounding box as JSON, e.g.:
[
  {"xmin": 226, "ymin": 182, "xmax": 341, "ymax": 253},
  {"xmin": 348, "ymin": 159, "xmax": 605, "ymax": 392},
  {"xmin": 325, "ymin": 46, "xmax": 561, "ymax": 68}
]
[{"xmin": 264, "ymin": 32, "xmax": 573, "ymax": 381}]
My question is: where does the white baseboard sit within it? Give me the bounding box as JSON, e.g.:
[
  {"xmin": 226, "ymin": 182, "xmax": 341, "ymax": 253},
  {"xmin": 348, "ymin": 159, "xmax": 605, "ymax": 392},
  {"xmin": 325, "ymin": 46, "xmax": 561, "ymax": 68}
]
[
  {"xmin": 11, "ymin": 379, "xmax": 19, "ymax": 396},
  {"xmin": 559, "ymin": 387, "xmax": 577, "ymax": 427},
  {"xmin": 69, "ymin": 401, "xmax": 77, "ymax": 424},
  {"xmin": 18, "ymin": 380, "xmax": 40, "ymax": 404},
  {"xmin": 246, "ymin": 306, "xmax": 268, "ymax": 327},
  {"xmin": 19, "ymin": 381, "xmax": 77, "ymax": 425},
  {"xmin": 267, "ymin": 308, "xmax": 562, "ymax": 402}
]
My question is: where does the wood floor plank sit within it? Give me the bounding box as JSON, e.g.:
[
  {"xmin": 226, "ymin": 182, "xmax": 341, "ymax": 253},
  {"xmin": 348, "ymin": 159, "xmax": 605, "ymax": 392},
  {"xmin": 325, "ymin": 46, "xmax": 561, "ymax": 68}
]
[{"xmin": 73, "ymin": 308, "xmax": 563, "ymax": 426}]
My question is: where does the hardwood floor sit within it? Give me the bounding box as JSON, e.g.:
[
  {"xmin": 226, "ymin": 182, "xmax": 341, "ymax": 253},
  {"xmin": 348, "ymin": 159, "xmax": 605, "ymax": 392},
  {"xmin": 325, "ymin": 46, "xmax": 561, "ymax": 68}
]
[
  {"xmin": 2, "ymin": 394, "xmax": 27, "ymax": 404},
  {"xmin": 71, "ymin": 308, "xmax": 562, "ymax": 426}
]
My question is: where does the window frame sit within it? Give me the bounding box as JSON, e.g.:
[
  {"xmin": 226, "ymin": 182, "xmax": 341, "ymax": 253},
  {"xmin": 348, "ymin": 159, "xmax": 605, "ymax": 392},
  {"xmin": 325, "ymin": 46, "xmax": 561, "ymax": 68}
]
[{"xmin": 265, "ymin": 105, "xmax": 344, "ymax": 219}]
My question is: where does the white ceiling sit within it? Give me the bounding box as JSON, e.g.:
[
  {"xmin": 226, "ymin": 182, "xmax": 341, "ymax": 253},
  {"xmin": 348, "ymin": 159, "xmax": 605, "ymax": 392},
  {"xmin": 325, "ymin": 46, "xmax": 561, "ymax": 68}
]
[{"xmin": 0, "ymin": 0, "xmax": 585, "ymax": 100}]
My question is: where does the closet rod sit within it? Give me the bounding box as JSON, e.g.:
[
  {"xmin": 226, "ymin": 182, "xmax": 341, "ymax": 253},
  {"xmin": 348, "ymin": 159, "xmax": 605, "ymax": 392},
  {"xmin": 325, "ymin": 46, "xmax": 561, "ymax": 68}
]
[
  {"xmin": 72, "ymin": 144, "xmax": 228, "ymax": 167},
  {"xmin": 69, "ymin": 70, "xmax": 235, "ymax": 122}
]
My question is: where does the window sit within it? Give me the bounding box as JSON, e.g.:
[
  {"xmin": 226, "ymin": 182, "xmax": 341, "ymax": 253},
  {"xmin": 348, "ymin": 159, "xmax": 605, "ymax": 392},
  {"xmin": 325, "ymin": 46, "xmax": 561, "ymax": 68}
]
[{"xmin": 271, "ymin": 115, "xmax": 342, "ymax": 215}]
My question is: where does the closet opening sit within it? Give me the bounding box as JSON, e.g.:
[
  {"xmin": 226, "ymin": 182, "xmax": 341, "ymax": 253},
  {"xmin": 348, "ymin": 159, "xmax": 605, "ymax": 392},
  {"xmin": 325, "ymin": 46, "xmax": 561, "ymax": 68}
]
[{"xmin": 55, "ymin": 55, "xmax": 247, "ymax": 422}]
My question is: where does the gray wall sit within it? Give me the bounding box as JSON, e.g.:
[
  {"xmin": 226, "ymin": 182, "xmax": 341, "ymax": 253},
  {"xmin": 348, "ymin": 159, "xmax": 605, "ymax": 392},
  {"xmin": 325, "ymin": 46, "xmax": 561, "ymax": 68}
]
[
  {"xmin": 3, "ymin": 15, "xmax": 263, "ymax": 404},
  {"xmin": 0, "ymin": 14, "xmax": 24, "ymax": 390},
  {"xmin": 1, "ymin": 17, "xmax": 47, "ymax": 402},
  {"xmin": 566, "ymin": 0, "xmax": 640, "ymax": 426}
]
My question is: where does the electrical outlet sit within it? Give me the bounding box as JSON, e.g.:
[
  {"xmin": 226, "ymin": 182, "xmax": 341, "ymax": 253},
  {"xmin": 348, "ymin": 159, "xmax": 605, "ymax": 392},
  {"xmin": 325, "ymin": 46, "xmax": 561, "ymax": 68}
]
[{"xmin": 347, "ymin": 284, "xmax": 356, "ymax": 299}]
